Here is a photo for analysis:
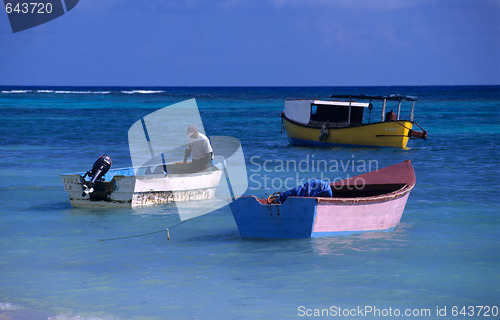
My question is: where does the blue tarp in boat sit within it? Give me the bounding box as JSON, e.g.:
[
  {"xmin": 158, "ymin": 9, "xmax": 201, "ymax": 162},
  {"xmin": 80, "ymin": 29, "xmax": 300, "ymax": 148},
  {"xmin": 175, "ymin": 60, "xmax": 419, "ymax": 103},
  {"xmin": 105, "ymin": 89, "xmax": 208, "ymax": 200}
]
[{"xmin": 278, "ymin": 179, "xmax": 332, "ymax": 203}]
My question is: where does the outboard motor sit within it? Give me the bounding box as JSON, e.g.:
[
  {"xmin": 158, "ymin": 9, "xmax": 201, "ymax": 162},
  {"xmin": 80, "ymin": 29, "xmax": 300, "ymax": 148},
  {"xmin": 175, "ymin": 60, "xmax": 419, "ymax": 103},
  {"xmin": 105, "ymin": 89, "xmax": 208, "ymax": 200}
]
[{"xmin": 82, "ymin": 154, "xmax": 112, "ymax": 196}]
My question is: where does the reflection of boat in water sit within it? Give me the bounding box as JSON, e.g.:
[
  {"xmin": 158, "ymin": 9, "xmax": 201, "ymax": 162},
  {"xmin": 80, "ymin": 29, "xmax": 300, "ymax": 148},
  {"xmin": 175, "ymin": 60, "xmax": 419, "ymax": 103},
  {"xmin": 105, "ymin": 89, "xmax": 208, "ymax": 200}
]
[
  {"xmin": 230, "ymin": 161, "xmax": 415, "ymax": 239},
  {"xmin": 61, "ymin": 161, "xmax": 222, "ymax": 208},
  {"xmin": 281, "ymin": 94, "xmax": 427, "ymax": 148}
]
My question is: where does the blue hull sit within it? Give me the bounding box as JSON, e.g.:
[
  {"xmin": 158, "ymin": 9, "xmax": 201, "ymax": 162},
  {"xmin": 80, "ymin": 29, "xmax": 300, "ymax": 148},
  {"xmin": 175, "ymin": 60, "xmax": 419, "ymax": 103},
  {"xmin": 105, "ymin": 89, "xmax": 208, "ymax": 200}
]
[
  {"xmin": 230, "ymin": 197, "xmax": 317, "ymax": 239},
  {"xmin": 230, "ymin": 196, "xmax": 401, "ymax": 239}
]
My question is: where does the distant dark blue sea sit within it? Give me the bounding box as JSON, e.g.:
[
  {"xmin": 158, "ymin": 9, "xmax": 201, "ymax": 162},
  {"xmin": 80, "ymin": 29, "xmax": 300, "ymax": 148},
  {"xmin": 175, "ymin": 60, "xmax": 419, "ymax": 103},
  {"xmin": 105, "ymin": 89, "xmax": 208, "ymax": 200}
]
[{"xmin": 0, "ymin": 86, "xmax": 499, "ymax": 319}]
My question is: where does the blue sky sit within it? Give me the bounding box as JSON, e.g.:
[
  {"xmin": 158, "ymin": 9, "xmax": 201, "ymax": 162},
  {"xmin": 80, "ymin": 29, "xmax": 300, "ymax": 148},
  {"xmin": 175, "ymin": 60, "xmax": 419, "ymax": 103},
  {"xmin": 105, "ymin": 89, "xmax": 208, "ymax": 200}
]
[{"xmin": 0, "ymin": 0, "xmax": 498, "ymax": 86}]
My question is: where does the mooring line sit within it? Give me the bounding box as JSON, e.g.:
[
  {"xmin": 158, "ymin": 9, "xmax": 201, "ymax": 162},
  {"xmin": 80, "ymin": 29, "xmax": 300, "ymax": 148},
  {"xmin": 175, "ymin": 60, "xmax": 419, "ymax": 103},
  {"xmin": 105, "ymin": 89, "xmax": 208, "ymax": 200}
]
[{"xmin": 99, "ymin": 219, "xmax": 190, "ymax": 242}]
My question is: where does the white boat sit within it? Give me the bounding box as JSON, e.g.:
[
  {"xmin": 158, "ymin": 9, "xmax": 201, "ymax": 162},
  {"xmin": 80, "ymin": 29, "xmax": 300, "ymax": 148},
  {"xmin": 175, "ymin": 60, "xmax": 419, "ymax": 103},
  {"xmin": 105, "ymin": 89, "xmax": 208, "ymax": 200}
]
[
  {"xmin": 61, "ymin": 162, "xmax": 223, "ymax": 208},
  {"xmin": 61, "ymin": 99, "xmax": 247, "ymax": 213},
  {"xmin": 59, "ymin": 99, "xmax": 244, "ymax": 209}
]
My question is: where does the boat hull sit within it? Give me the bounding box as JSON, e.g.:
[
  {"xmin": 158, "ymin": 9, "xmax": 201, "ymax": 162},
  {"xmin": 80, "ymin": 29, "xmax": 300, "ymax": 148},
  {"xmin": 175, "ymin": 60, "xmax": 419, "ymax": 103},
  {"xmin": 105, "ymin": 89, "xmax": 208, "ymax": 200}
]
[
  {"xmin": 61, "ymin": 169, "xmax": 222, "ymax": 208},
  {"xmin": 230, "ymin": 197, "xmax": 318, "ymax": 239},
  {"xmin": 230, "ymin": 161, "xmax": 415, "ymax": 239},
  {"xmin": 312, "ymin": 193, "xmax": 409, "ymax": 237},
  {"xmin": 283, "ymin": 116, "xmax": 413, "ymax": 148},
  {"xmin": 230, "ymin": 192, "xmax": 410, "ymax": 239}
]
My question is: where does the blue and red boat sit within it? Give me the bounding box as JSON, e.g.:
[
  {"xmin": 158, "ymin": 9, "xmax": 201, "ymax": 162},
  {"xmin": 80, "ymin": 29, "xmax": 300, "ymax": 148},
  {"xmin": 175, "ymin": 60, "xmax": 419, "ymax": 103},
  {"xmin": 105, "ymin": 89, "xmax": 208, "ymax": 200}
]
[{"xmin": 230, "ymin": 160, "xmax": 415, "ymax": 239}]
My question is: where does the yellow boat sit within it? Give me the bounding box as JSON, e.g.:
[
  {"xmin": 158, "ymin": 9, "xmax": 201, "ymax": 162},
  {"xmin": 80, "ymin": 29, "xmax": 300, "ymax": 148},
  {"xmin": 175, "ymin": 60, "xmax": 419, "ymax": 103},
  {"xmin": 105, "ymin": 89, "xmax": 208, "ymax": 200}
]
[{"xmin": 281, "ymin": 94, "xmax": 427, "ymax": 148}]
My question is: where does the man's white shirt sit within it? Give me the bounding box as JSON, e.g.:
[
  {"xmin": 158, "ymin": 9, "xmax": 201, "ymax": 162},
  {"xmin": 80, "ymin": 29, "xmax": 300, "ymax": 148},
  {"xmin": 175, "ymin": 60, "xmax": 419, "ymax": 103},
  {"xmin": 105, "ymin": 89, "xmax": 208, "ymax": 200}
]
[{"xmin": 186, "ymin": 133, "xmax": 213, "ymax": 160}]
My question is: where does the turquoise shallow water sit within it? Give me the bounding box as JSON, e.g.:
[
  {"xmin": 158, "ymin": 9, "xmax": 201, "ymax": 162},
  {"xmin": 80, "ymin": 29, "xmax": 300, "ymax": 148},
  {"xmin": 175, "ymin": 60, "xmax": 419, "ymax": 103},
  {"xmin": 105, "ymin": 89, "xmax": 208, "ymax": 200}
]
[{"xmin": 0, "ymin": 86, "xmax": 499, "ymax": 319}]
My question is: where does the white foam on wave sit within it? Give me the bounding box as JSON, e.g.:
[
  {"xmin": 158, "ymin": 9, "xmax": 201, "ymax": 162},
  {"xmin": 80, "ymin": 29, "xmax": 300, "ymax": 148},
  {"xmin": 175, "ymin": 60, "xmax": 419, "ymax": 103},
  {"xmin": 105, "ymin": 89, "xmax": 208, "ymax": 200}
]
[
  {"xmin": 48, "ymin": 314, "xmax": 120, "ymax": 320},
  {"xmin": 0, "ymin": 302, "xmax": 22, "ymax": 310},
  {"xmin": 121, "ymin": 90, "xmax": 164, "ymax": 94},
  {"xmin": 1, "ymin": 90, "xmax": 31, "ymax": 93},
  {"xmin": 2, "ymin": 90, "xmax": 112, "ymax": 94},
  {"xmin": 1, "ymin": 302, "xmax": 119, "ymax": 319},
  {"xmin": 53, "ymin": 91, "xmax": 111, "ymax": 94}
]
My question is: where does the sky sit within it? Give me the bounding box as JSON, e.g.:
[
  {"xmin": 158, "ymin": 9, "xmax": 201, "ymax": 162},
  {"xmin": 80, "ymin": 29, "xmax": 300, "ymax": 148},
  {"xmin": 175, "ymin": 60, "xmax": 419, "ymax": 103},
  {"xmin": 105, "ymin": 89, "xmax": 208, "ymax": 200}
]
[{"xmin": 0, "ymin": 0, "xmax": 498, "ymax": 86}]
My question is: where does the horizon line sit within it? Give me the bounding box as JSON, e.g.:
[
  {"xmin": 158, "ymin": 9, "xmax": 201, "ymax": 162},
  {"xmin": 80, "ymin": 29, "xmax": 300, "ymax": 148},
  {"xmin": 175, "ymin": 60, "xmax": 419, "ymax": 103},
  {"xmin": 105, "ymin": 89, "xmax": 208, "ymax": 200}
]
[{"xmin": 1, "ymin": 84, "xmax": 499, "ymax": 88}]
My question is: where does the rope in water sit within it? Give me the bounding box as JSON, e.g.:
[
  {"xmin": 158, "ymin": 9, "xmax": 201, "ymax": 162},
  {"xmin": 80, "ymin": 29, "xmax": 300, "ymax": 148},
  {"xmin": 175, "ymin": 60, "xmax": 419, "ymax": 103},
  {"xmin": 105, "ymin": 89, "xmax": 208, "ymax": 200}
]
[{"xmin": 99, "ymin": 219, "xmax": 190, "ymax": 242}]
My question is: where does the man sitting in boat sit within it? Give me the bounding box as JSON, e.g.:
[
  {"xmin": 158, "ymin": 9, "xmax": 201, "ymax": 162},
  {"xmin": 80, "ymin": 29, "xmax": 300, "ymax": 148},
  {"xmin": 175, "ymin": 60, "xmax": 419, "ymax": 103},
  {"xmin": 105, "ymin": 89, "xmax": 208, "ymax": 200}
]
[{"xmin": 183, "ymin": 124, "xmax": 213, "ymax": 172}]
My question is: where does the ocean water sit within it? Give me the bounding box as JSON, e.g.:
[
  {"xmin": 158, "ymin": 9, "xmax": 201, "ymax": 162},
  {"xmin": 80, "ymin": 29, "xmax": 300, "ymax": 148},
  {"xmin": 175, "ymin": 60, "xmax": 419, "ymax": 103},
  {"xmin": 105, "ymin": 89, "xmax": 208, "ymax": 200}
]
[{"xmin": 0, "ymin": 86, "xmax": 499, "ymax": 320}]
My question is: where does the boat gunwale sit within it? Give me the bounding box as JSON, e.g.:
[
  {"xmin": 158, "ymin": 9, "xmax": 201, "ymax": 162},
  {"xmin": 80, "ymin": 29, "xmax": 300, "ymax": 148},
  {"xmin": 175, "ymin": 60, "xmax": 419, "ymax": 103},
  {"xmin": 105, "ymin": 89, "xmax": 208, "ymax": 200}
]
[
  {"xmin": 59, "ymin": 166, "xmax": 221, "ymax": 179},
  {"xmin": 317, "ymin": 183, "xmax": 413, "ymax": 204},
  {"xmin": 240, "ymin": 182, "xmax": 413, "ymax": 207},
  {"xmin": 239, "ymin": 160, "xmax": 416, "ymax": 206}
]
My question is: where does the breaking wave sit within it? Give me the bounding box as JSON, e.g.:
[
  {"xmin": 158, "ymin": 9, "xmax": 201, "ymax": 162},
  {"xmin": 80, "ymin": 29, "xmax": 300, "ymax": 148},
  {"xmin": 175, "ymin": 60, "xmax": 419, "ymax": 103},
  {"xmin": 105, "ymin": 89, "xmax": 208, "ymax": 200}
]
[
  {"xmin": 0, "ymin": 302, "xmax": 21, "ymax": 310},
  {"xmin": 1, "ymin": 90, "xmax": 32, "ymax": 93},
  {"xmin": 121, "ymin": 90, "xmax": 165, "ymax": 94},
  {"xmin": 1, "ymin": 89, "xmax": 111, "ymax": 94}
]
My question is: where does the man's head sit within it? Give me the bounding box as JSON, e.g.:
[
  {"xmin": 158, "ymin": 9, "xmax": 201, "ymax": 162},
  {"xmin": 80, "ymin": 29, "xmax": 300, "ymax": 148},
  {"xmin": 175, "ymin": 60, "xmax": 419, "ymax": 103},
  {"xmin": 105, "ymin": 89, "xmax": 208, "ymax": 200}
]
[{"xmin": 187, "ymin": 124, "xmax": 198, "ymax": 138}]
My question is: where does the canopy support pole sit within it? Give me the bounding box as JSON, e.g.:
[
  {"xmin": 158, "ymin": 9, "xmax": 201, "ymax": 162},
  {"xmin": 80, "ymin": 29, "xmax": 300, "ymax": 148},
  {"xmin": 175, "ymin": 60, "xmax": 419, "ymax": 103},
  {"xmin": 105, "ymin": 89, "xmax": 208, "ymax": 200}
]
[
  {"xmin": 381, "ymin": 99, "xmax": 386, "ymax": 121},
  {"xmin": 397, "ymin": 100, "xmax": 402, "ymax": 120},
  {"xmin": 410, "ymin": 101, "xmax": 415, "ymax": 121},
  {"xmin": 348, "ymin": 98, "xmax": 352, "ymax": 126}
]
